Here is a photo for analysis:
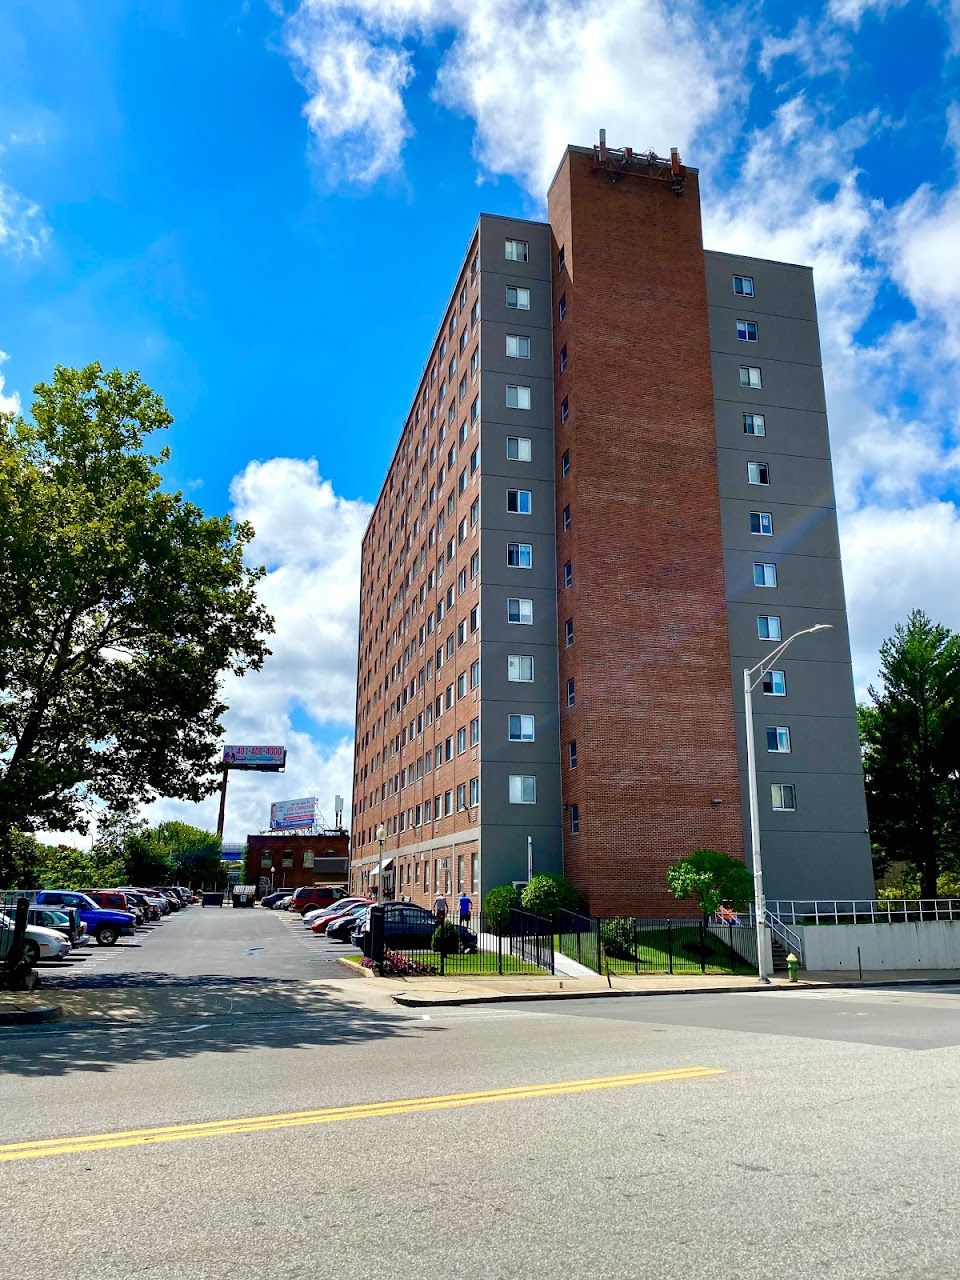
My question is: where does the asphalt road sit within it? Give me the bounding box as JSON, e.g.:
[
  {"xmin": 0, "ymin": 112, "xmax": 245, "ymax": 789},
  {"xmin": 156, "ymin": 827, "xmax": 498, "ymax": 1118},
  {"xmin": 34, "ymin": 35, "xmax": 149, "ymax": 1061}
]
[{"xmin": 3, "ymin": 908, "xmax": 960, "ymax": 1280}]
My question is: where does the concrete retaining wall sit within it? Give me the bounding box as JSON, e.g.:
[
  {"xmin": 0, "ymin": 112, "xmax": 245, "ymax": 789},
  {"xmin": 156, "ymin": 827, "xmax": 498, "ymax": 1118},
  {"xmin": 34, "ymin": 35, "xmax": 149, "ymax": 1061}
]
[{"xmin": 797, "ymin": 921, "xmax": 960, "ymax": 971}]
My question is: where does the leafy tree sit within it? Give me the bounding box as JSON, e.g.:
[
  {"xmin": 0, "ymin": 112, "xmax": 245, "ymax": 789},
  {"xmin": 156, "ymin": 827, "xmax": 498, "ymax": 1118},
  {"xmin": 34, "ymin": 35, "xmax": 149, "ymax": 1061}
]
[
  {"xmin": 666, "ymin": 848, "xmax": 753, "ymax": 925},
  {"xmin": 859, "ymin": 610, "xmax": 960, "ymax": 897},
  {"xmin": 31, "ymin": 843, "xmax": 126, "ymax": 891},
  {"xmin": 483, "ymin": 884, "xmax": 520, "ymax": 932},
  {"xmin": 2, "ymin": 831, "xmax": 45, "ymax": 888},
  {"xmin": 521, "ymin": 872, "xmax": 582, "ymax": 917},
  {"xmin": 0, "ymin": 364, "xmax": 273, "ymax": 882}
]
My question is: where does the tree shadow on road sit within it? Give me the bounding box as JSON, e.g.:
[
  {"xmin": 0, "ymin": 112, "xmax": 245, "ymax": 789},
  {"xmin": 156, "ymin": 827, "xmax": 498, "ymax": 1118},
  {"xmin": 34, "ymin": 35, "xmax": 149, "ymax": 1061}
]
[{"xmin": 0, "ymin": 973, "xmax": 427, "ymax": 1078}]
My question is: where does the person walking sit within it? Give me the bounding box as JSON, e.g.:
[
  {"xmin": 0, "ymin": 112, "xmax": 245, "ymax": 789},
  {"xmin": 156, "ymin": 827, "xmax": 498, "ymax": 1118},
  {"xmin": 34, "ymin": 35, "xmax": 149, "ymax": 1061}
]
[
  {"xmin": 458, "ymin": 891, "xmax": 472, "ymax": 927},
  {"xmin": 434, "ymin": 892, "xmax": 448, "ymax": 926}
]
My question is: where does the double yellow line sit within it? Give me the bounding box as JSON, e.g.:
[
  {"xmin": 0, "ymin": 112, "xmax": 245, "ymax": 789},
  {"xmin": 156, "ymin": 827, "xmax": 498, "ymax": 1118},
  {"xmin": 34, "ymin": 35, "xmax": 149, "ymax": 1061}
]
[{"xmin": 0, "ymin": 1066, "xmax": 722, "ymax": 1165}]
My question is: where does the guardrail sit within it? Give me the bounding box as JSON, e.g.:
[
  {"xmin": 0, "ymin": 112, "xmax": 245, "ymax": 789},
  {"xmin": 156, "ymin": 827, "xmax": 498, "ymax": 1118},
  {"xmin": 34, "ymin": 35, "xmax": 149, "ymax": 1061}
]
[{"xmin": 766, "ymin": 899, "xmax": 960, "ymax": 925}]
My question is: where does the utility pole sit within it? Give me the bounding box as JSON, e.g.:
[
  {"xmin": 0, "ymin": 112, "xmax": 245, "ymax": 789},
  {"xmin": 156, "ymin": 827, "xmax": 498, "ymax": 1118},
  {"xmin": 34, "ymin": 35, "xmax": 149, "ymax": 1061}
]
[{"xmin": 216, "ymin": 766, "xmax": 229, "ymax": 839}]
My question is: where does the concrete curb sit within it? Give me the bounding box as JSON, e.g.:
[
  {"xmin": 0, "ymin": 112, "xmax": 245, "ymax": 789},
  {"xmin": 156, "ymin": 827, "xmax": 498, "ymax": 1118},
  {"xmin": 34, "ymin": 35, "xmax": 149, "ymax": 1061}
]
[
  {"xmin": 0, "ymin": 1003, "xmax": 64, "ymax": 1026},
  {"xmin": 390, "ymin": 975, "xmax": 960, "ymax": 1008}
]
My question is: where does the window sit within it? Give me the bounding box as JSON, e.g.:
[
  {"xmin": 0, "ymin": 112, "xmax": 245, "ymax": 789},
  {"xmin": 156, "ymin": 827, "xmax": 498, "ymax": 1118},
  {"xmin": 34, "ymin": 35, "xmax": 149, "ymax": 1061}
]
[
  {"xmin": 562, "ymin": 504, "xmax": 571, "ymax": 531},
  {"xmin": 505, "ymin": 238, "xmax": 529, "ymax": 262},
  {"xmin": 771, "ymin": 783, "xmax": 796, "ymax": 811},
  {"xmin": 471, "ymin": 347, "xmax": 480, "ymax": 376},
  {"xmin": 507, "ymin": 542, "xmax": 533, "ymax": 568},
  {"xmin": 507, "ymin": 489, "xmax": 532, "ymax": 514},
  {"xmin": 559, "ymin": 344, "xmax": 568, "ymax": 372},
  {"xmin": 506, "ymin": 286, "xmax": 531, "ymax": 310},
  {"xmin": 561, "ymin": 449, "xmax": 570, "ymax": 477},
  {"xmin": 743, "ymin": 413, "xmax": 766, "ymax": 437},
  {"xmin": 568, "ymin": 740, "xmax": 578, "ymax": 769},
  {"xmin": 564, "ymin": 618, "xmax": 574, "ymax": 647},
  {"xmin": 445, "ymin": 733, "xmax": 454, "ymax": 759},
  {"xmin": 762, "ymin": 669, "xmax": 787, "ymax": 696},
  {"xmin": 506, "ymin": 385, "xmax": 531, "ymax": 410},
  {"xmin": 458, "ymin": 468, "xmax": 467, "ymax": 495},
  {"xmin": 508, "ymin": 714, "xmax": 535, "ymax": 741},
  {"xmin": 557, "ymin": 246, "xmax": 565, "ymax": 273},
  {"xmin": 558, "ymin": 293, "xmax": 566, "ymax": 321},
  {"xmin": 444, "ymin": 789, "xmax": 454, "ymax": 816},
  {"xmin": 740, "ymin": 366, "xmax": 762, "ymax": 389},
  {"xmin": 457, "ymin": 727, "xmax": 467, "ymax": 754},
  {"xmin": 508, "ymin": 598, "xmax": 533, "ymax": 624},
  {"xmin": 506, "ymin": 334, "xmax": 531, "ymax": 358},
  {"xmin": 758, "ymin": 614, "xmax": 782, "ymax": 641},
  {"xmin": 566, "ymin": 678, "xmax": 575, "ymax": 707},
  {"xmin": 470, "ymin": 716, "xmax": 479, "ymax": 746},
  {"xmin": 766, "ymin": 726, "xmax": 791, "ymax": 753},
  {"xmin": 469, "ymin": 776, "xmax": 479, "ymax": 807},
  {"xmin": 748, "ymin": 461, "xmax": 770, "ymax": 485},
  {"xmin": 753, "ymin": 562, "xmax": 778, "ymax": 588},
  {"xmin": 570, "ymin": 803, "xmax": 580, "ymax": 834},
  {"xmin": 470, "ymin": 658, "xmax": 480, "ymax": 688},
  {"xmin": 470, "ymin": 549, "xmax": 480, "ymax": 578},
  {"xmin": 457, "ymin": 672, "xmax": 467, "ymax": 699},
  {"xmin": 733, "ymin": 274, "xmax": 755, "ymax": 297},
  {"xmin": 470, "ymin": 299, "xmax": 480, "ymax": 327},
  {"xmin": 509, "ymin": 775, "xmax": 536, "ymax": 804},
  {"xmin": 508, "ymin": 654, "xmax": 534, "ymax": 682},
  {"xmin": 507, "ymin": 436, "xmax": 532, "ymax": 462},
  {"xmin": 737, "ymin": 320, "xmax": 759, "ymax": 342},
  {"xmin": 458, "ymin": 568, "xmax": 467, "ymax": 595},
  {"xmin": 750, "ymin": 511, "xmax": 773, "ymax": 536},
  {"xmin": 471, "ymin": 852, "xmax": 479, "ymax": 893}
]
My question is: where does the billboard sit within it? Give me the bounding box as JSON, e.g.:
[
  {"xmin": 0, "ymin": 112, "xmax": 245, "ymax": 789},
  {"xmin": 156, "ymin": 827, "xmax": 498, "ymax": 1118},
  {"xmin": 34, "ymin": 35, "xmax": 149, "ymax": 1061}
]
[
  {"xmin": 222, "ymin": 745, "xmax": 286, "ymax": 772},
  {"xmin": 270, "ymin": 797, "xmax": 319, "ymax": 831}
]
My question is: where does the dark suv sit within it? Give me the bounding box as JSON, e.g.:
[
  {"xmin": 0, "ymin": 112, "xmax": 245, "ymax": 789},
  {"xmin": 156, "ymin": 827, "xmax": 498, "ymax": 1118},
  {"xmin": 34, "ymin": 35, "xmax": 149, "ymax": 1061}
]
[{"xmin": 290, "ymin": 885, "xmax": 347, "ymax": 916}]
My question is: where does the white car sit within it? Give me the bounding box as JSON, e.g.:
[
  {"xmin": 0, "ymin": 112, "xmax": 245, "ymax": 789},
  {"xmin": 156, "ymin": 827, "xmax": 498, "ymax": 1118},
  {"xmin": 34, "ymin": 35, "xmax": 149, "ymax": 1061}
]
[
  {"xmin": 0, "ymin": 913, "xmax": 71, "ymax": 965},
  {"xmin": 302, "ymin": 898, "xmax": 367, "ymax": 927}
]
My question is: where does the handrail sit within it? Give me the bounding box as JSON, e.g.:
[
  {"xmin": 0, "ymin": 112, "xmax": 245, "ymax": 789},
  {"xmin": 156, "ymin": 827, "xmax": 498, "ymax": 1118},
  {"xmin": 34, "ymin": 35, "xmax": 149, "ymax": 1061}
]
[
  {"xmin": 764, "ymin": 911, "xmax": 805, "ymax": 966},
  {"xmin": 766, "ymin": 899, "xmax": 960, "ymax": 924}
]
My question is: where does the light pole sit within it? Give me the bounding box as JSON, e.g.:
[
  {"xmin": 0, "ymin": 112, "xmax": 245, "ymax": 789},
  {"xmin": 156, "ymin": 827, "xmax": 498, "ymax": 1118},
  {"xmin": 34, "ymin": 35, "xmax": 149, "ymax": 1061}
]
[
  {"xmin": 375, "ymin": 824, "xmax": 386, "ymax": 906},
  {"xmin": 744, "ymin": 623, "xmax": 832, "ymax": 982}
]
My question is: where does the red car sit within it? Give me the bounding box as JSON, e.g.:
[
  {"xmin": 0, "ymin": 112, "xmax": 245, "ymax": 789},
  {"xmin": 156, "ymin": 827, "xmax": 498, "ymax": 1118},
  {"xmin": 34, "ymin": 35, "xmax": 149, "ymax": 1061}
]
[
  {"xmin": 311, "ymin": 899, "xmax": 372, "ymax": 934},
  {"xmin": 290, "ymin": 885, "xmax": 347, "ymax": 916}
]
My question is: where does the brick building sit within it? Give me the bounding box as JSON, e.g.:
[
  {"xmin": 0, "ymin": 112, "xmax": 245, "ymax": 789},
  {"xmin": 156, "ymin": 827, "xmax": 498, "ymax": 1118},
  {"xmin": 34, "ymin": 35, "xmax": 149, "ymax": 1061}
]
[
  {"xmin": 246, "ymin": 831, "xmax": 349, "ymax": 893},
  {"xmin": 350, "ymin": 136, "xmax": 874, "ymax": 916}
]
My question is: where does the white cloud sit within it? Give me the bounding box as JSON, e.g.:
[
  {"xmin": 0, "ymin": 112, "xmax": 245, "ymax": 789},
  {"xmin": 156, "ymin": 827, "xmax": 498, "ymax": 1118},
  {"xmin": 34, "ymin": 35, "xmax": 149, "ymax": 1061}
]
[
  {"xmin": 826, "ymin": 0, "xmax": 907, "ymax": 27},
  {"xmin": 0, "ymin": 350, "xmax": 19, "ymax": 416},
  {"xmin": 0, "ymin": 176, "xmax": 49, "ymax": 258},
  {"xmin": 282, "ymin": 0, "xmax": 744, "ymax": 199}
]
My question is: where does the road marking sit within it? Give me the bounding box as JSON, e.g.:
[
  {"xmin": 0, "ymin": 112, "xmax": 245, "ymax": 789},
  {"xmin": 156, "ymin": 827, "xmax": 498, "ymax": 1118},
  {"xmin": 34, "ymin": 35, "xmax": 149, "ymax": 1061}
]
[{"xmin": 0, "ymin": 1066, "xmax": 722, "ymax": 1164}]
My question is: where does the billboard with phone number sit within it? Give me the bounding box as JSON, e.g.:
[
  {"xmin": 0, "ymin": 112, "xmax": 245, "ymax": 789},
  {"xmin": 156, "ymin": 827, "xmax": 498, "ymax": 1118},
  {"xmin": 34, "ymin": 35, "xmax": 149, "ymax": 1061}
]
[
  {"xmin": 222, "ymin": 745, "xmax": 286, "ymax": 772},
  {"xmin": 269, "ymin": 797, "xmax": 319, "ymax": 831}
]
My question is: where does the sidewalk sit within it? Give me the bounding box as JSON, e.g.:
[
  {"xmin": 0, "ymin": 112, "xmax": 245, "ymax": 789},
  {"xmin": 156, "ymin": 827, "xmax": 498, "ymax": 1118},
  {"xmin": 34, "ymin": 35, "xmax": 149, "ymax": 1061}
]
[{"xmin": 370, "ymin": 968, "xmax": 960, "ymax": 1007}]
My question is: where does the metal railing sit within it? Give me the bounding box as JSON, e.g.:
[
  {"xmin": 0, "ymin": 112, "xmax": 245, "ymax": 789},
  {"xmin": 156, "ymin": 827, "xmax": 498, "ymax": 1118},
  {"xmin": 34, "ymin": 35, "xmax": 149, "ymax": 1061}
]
[
  {"xmin": 365, "ymin": 907, "xmax": 555, "ymax": 976},
  {"xmin": 767, "ymin": 899, "xmax": 960, "ymax": 925},
  {"xmin": 765, "ymin": 911, "xmax": 805, "ymax": 966},
  {"xmin": 556, "ymin": 911, "xmax": 758, "ymax": 976}
]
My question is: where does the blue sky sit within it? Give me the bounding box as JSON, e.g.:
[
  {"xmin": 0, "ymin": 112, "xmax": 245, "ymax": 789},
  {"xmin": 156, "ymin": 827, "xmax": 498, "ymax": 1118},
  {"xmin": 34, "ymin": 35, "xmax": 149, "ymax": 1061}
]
[{"xmin": 1, "ymin": 0, "xmax": 958, "ymax": 840}]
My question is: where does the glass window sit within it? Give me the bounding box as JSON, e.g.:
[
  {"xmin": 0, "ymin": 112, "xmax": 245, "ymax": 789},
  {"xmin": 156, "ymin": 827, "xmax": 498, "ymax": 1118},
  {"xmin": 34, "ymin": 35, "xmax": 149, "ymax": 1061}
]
[
  {"xmin": 748, "ymin": 461, "xmax": 770, "ymax": 485},
  {"xmin": 508, "ymin": 654, "xmax": 534, "ymax": 682},
  {"xmin": 562, "ymin": 561, "xmax": 573, "ymax": 588},
  {"xmin": 558, "ymin": 293, "xmax": 567, "ymax": 320},
  {"xmin": 508, "ymin": 714, "xmax": 535, "ymax": 741},
  {"xmin": 566, "ymin": 678, "xmax": 575, "ymax": 707},
  {"xmin": 564, "ymin": 618, "xmax": 574, "ymax": 646},
  {"xmin": 762, "ymin": 669, "xmax": 787, "ymax": 696},
  {"xmin": 470, "ymin": 658, "xmax": 480, "ymax": 688},
  {"xmin": 506, "ymin": 385, "xmax": 532, "ymax": 410},
  {"xmin": 505, "ymin": 238, "xmax": 529, "ymax": 262},
  {"xmin": 457, "ymin": 727, "xmax": 467, "ymax": 754},
  {"xmin": 758, "ymin": 615, "xmax": 782, "ymax": 641},
  {"xmin": 736, "ymin": 320, "xmax": 759, "ymax": 342},
  {"xmin": 559, "ymin": 344, "xmax": 568, "ymax": 372},
  {"xmin": 507, "ymin": 489, "xmax": 532, "ymax": 514},
  {"xmin": 771, "ymin": 783, "xmax": 796, "ymax": 811},
  {"xmin": 507, "ymin": 436, "xmax": 532, "ymax": 462},
  {"xmin": 470, "ymin": 716, "xmax": 479, "ymax": 746},
  {"xmin": 509, "ymin": 774, "xmax": 537, "ymax": 804},
  {"xmin": 568, "ymin": 740, "xmax": 578, "ymax": 768},
  {"xmin": 507, "ymin": 598, "xmax": 533, "ymax": 624},
  {"xmin": 740, "ymin": 366, "xmax": 762, "ymax": 389},
  {"xmin": 733, "ymin": 275, "xmax": 755, "ymax": 297},
  {"xmin": 469, "ymin": 776, "xmax": 479, "ymax": 807},
  {"xmin": 560, "ymin": 396, "xmax": 569, "ymax": 424},
  {"xmin": 753, "ymin": 562, "xmax": 778, "ymax": 588},
  {"xmin": 506, "ymin": 286, "xmax": 531, "ymax": 310},
  {"xmin": 562, "ymin": 504, "xmax": 571, "ymax": 531},
  {"xmin": 743, "ymin": 413, "xmax": 766, "ymax": 436},
  {"xmin": 570, "ymin": 803, "xmax": 580, "ymax": 834},
  {"xmin": 506, "ymin": 334, "xmax": 531, "ymax": 358},
  {"xmin": 766, "ymin": 726, "xmax": 791, "ymax": 753},
  {"xmin": 750, "ymin": 511, "xmax": 773, "ymax": 535},
  {"xmin": 507, "ymin": 542, "xmax": 533, "ymax": 568}
]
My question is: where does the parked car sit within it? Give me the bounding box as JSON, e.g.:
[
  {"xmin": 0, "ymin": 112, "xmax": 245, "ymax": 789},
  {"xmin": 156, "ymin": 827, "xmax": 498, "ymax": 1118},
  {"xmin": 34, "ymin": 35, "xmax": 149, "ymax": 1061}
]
[
  {"xmin": 117, "ymin": 889, "xmax": 159, "ymax": 922},
  {"xmin": 125, "ymin": 888, "xmax": 169, "ymax": 917},
  {"xmin": 303, "ymin": 897, "xmax": 370, "ymax": 927},
  {"xmin": 352, "ymin": 904, "xmax": 478, "ymax": 954},
  {"xmin": 0, "ymin": 912, "xmax": 71, "ymax": 965},
  {"xmin": 325, "ymin": 904, "xmax": 371, "ymax": 942},
  {"xmin": 82, "ymin": 890, "xmax": 143, "ymax": 925},
  {"xmin": 310, "ymin": 899, "xmax": 372, "ymax": 933},
  {"xmin": 289, "ymin": 885, "xmax": 347, "ymax": 917},
  {"xmin": 25, "ymin": 906, "xmax": 90, "ymax": 946},
  {"xmin": 260, "ymin": 890, "xmax": 294, "ymax": 909},
  {"xmin": 34, "ymin": 891, "xmax": 136, "ymax": 946},
  {"xmin": 150, "ymin": 888, "xmax": 181, "ymax": 911}
]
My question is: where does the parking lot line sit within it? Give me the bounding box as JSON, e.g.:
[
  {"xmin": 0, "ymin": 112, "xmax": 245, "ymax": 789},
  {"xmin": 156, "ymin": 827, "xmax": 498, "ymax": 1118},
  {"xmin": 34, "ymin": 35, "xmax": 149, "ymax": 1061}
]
[{"xmin": 0, "ymin": 1066, "xmax": 723, "ymax": 1164}]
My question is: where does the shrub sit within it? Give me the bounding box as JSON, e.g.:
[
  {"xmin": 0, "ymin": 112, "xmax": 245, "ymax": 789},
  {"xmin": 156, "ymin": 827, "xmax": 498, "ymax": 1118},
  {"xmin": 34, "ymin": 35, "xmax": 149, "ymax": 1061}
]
[
  {"xmin": 521, "ymin": 873, "xmax": 582, "ymax": 918},
  {"xmin": 600, "ymin": 918, "xmax": 636, "ymax": 960},
  {"xmin": 483, "ymin": 884, "xmax": 520, "ymax": 933},
  {"xmin": 431, "ymin": 920, "xmax": 461, "ymax": 955},
  {"xmin": 666, "ymin": 849, "xmax": 752, "ymax": 923}
]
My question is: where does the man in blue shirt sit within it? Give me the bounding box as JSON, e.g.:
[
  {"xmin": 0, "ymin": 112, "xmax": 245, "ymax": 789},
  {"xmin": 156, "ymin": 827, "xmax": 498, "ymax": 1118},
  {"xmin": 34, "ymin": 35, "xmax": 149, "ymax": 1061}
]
[{"xmin": 458, "ymin": 892, "xmax": 472, "ymax": 927}]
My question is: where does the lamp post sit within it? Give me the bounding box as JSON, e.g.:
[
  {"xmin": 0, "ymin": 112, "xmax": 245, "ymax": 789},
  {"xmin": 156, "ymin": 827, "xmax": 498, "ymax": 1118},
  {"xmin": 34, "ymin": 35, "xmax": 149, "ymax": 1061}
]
[
  {"xmin": 375, "ymin": 824, "xmax": 386, "ymax": 906},
  {"xmin": 744, "ymin": 623, "xmax": 832, "ymax": 982}
]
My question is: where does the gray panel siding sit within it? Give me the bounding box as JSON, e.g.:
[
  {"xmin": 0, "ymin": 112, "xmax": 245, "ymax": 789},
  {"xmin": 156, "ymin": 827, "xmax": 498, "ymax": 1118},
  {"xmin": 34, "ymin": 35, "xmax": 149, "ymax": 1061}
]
[
  {"xmin": 706, "ymin": 248, "xmax": 874, "ymax": 901},
  {"xmin": 476, "ymin": 216, "xmax": 563, "ymax": 894}
]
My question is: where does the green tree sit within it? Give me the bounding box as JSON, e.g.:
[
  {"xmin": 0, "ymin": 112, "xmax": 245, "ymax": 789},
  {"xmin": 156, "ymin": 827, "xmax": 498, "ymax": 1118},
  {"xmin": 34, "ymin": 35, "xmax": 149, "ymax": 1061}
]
[
  {"xmin": 666, "ymin": 848, "xmax": 753, "ymax": 925},
  {"xmin": 31, "ymin": 843, "xmax": 126, "ymax": 891},
  {"xmin": 0, "ymin": 364, "xmax": 273, "ymax": 883},
  {"xmin": 482, "ymin": 884, "xmax": 520, "ymax": 932},
  {"xmin": 155, "ymin": 820, "xmax": 224, "ymax": 886},
  {"xmin": 858, "ymin": 610, "xmax": 960, "ymax": 897},
  {"xmin": 520, "ymin": 872, "xmax": 582, "ymax": 917}
]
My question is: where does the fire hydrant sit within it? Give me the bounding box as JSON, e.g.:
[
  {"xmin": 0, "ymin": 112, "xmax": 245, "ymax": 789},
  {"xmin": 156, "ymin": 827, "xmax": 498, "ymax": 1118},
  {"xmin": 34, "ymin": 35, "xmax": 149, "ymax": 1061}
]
[{"xmin": 786, "ymin": 953, "xmax": 799, "ymax": 983}]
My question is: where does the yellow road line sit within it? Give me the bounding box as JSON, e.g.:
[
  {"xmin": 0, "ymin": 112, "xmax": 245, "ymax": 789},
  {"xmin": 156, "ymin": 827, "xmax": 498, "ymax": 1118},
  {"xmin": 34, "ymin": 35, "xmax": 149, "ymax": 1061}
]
[{"xmin": 0, "ymin": 1066, "xmax": 723, "ymax": 1164}]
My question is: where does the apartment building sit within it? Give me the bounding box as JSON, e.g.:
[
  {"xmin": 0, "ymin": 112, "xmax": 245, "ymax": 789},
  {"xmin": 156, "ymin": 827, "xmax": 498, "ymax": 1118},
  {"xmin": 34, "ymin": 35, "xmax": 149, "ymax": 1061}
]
[{"xmin": 349, "ymin": 137, "xmax": 874, "ymax": 915}]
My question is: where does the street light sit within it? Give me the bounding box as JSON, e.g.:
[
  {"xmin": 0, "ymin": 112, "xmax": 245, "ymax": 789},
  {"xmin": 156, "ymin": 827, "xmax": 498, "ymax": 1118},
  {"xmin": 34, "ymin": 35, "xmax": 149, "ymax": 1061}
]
[
  {"xmin": 375, "ymin": 823, "xmax": 386, "ymax": 906},
  {"xmin": 744, "ymin": 623, "xmax": 832, "ymax": 983}
]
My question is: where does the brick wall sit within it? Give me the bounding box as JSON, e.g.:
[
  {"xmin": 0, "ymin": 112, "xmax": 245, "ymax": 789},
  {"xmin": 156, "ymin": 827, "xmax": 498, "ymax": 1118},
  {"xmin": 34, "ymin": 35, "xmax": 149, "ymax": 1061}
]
[{"xmin": 547, "ymin": 148, "xmax": 744, "ymax": 917}]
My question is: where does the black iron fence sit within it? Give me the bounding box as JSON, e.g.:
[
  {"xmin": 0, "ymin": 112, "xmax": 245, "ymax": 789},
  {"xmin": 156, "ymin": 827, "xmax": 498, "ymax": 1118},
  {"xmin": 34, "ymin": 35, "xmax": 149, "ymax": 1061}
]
[
  {"xmin": 557, "ymin": 910, "xmax": 758, "ymax": 976},
  {"xmin": 365, "ymin": 906, "xmax": 555, "ymax": 977}
]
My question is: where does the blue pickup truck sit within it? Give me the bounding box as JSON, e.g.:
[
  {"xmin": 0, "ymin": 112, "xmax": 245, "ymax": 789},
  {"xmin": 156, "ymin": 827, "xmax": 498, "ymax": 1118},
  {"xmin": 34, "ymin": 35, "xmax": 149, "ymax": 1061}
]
[{"xmin": 34, "ymin": 891, "xmax": 136, "ymax": 946}]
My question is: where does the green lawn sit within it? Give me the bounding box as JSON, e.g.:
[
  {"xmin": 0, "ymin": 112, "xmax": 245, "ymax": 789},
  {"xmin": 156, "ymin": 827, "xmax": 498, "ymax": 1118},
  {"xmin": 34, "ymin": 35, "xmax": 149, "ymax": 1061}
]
[
  {"xmin": 356, "ymin": 947, "xmax": 547, "ymax": 976},
  {"xmin": 556, "ymin": 927, "xmax": 755, "ymax": 977}
]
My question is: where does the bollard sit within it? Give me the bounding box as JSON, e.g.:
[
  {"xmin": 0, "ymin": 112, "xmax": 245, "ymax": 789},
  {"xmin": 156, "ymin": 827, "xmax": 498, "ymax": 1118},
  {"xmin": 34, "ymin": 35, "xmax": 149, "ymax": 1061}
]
[{"xmin": 786, "ymin": 952, "xmax": 799, "ymax": 983}]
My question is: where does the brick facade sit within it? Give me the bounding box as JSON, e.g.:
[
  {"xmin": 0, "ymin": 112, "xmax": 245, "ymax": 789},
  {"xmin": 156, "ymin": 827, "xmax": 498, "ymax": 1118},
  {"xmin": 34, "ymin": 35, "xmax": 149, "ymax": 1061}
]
[
  {"xmin": 547, "ymin": 149, "xmax": 745, "ymax": 916},
  {"xmin": 246, "ymin": 832, "xmax": 349, "ymax": 892}
]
